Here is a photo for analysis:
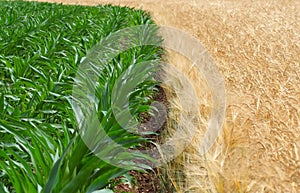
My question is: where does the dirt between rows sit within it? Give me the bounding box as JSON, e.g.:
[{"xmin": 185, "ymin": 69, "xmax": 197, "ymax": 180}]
[{"xmin": 34, "ymin": 0, "xmax": 300, "ymax": 192}]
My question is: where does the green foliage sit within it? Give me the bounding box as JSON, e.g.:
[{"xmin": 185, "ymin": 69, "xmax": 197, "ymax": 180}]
[{"xmin": 0, "ymin": 1, "xmax": 162, "ymax": 192}]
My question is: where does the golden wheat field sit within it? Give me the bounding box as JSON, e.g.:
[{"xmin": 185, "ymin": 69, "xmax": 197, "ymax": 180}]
[{"xmin": 35, "ymin": 0, "xmax": 300, "ymax": 192}]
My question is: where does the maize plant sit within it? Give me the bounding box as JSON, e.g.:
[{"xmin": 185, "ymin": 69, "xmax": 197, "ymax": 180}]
[{"xmin": 0, "ymin": 1, "xmax": 163, "ymax": 192}]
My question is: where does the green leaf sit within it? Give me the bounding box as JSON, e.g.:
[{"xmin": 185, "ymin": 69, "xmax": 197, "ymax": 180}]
[
  {"xmin": 91, "ymin": 189, "xmax": 114, "ymax": 193},
  {"xmin": 0, "ymin": 1, "xmax": 162, "ymax": 192}
]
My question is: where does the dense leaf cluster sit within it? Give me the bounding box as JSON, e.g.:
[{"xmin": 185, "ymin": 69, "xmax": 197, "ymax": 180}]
[{"xmin": 0, "ymin": 1, "xmax": 162, "ymax": 192}]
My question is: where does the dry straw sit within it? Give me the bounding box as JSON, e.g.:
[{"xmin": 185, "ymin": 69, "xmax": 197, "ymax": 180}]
[{"xmin": 36, "ymin": 0, "xmax": 300, "ymax": 192}]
